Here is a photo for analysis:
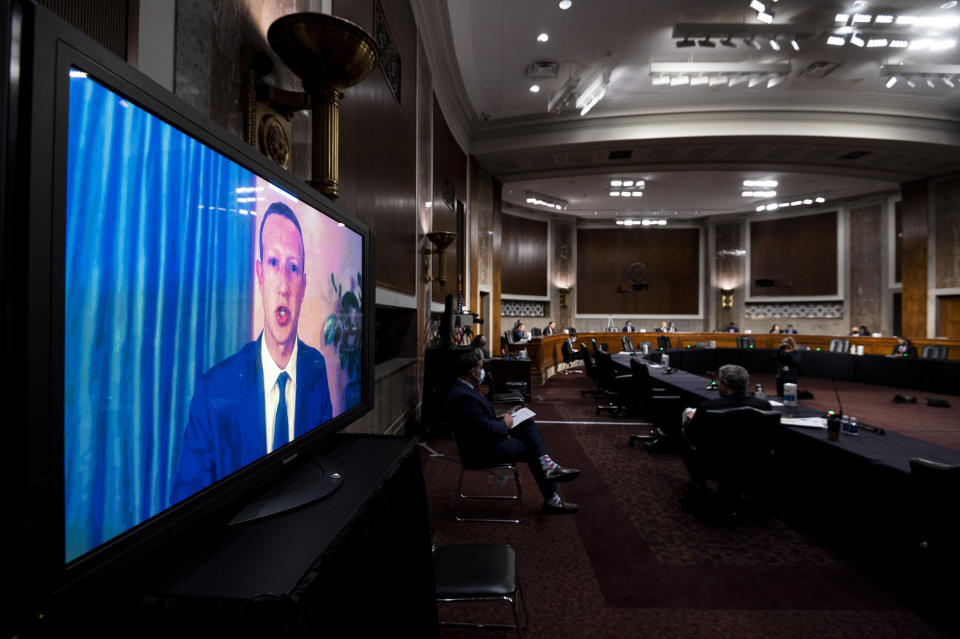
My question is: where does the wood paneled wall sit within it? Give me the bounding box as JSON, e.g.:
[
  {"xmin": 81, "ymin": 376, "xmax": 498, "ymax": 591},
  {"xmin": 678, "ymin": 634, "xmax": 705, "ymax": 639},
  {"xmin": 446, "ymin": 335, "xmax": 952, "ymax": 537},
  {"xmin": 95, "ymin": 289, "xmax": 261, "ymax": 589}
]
[
  {"xmin": 577, "ymin": 228, "xmax": 700, "ymax": 315},
  {"xmin": 336, "ymin": 0, "xmax": 418, "ymax": 295},
  {"xmin": 502, "ymin": 214, "xmax": 548, "ymax": 297},
  {"xmin": 900, "ymin": 180, "xmax": 929, "ymax": 337},
  {"xmin": 431, "ymin": 97, "xmax": 467, "ymax": 304},
  {"xmin": 492, "ymin": 183, "xmax": 503, "ymax": 353},
  {"xmin": 750, "ymin": 211, "xmax": 837, "ymax": 297}
]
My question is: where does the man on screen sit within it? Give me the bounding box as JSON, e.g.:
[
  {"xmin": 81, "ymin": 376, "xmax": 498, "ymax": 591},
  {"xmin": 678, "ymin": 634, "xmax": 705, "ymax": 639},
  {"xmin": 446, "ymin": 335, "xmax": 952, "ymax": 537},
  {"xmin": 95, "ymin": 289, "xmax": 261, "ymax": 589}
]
[{"xmin": 172, "ymin": 202, "xmax": 332, "ymax": 503}]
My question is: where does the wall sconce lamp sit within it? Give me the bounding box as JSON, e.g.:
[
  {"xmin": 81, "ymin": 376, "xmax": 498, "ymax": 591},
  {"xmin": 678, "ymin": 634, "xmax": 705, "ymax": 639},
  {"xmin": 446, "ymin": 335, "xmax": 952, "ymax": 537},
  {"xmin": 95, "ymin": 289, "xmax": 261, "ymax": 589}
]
[
  {"xmin": 423, "ymin": 231, "xmax": 458, "ymax": 286},
  {"xmin": 721, "ymin": 288, "xmax": 735, "ymax": 309},
  {"xmin": 558, "ymin": 287, "xmax": 571, "ymax": 308},
  {"xmin": 252, "ymin": 13, "xmax": 380, "ymax": 200}
]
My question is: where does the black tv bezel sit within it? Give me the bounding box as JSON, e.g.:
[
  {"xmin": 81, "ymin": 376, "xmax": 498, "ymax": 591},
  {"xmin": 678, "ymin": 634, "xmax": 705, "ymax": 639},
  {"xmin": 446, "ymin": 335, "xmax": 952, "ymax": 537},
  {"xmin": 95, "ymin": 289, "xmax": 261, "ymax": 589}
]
[{"xmin": 9, "ymin": 0, "xmax": 376, "ymax": 616}]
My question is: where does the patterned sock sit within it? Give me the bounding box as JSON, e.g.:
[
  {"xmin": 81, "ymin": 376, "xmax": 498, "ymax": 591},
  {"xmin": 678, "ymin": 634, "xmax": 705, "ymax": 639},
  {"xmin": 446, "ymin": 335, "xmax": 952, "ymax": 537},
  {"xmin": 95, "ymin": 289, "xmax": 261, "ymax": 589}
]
[
  {"xmin": 539, "ymin": 454, "xmax": 559, "ymax": 471},
  {"xmin": 547, "ymin": 492, "xmax": 563, "ymax": 506}
]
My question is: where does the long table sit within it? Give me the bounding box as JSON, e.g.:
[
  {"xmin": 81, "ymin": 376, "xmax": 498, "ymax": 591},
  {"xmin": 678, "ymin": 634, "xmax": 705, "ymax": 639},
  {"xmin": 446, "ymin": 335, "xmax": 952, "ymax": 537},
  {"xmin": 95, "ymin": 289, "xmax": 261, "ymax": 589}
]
[
  {"xmin": 646, "ymin": 348, "xmax": 960, "ymax": 396},
  {"xmin": 611, "ymin": 352, "xmax": 960, "ymax": 473},
  {"xmin": 509, "ymin": 332, "xmax": 960, "ymax": 386}
]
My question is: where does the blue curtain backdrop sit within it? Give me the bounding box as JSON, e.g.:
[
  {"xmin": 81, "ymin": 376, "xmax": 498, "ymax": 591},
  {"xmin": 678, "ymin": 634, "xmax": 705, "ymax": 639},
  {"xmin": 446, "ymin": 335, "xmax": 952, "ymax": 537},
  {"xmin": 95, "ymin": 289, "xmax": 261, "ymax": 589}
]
[{"xmin": 64, "ymin": 74, "xmax": 256, "ymax": 562}]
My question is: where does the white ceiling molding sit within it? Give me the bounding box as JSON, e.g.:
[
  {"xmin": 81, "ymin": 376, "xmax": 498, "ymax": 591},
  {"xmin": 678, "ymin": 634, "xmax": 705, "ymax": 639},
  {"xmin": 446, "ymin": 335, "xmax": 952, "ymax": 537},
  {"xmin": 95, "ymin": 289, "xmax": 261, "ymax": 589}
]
[{"xmin": 410, "ymin": 0, "xmax": 477, "ymax": 155}]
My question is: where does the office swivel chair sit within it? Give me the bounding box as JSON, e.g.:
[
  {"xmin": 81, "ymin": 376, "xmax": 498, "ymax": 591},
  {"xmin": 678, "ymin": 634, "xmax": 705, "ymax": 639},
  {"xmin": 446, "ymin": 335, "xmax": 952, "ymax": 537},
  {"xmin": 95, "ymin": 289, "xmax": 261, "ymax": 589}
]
[
  {"xmin": 560, "ymin": 339, "xmax": 583, "ymax": 374},
  {"xmin": 590, "ymin": 338, "xmax": 608, "ymax": 354},
  {"xmin": 622, "ymin": 335, "xmax": 635, "ymax": 352},
  {"xmin": 579, "ymin": 344, "xmax": 601, "ymax": 397},
  {"xmin": 531, "ymin": 327, "xmax": 542, "ymax": 337},
  {"xmin": 681, "ymin": 406, "xmax": 783, "ymax": 518},
  {"xmin": 921, "ymin": 345, "xmax": 949, "ymax": 359},
  {"xmin": 627, "ymin": 358, "xmax": 682, "ymax": 449},
  {"xmin": 593, "ymin": 349, "xmax": 630, "ymax": 416},
  {"xmin": 829, "ymin": 339, "xmax": 849, "ymax": 353},
  {"xmin": 657, "ymin": 335, "xmax": 672, "ymax": 350},
  {"xmin": 909, "ymin": 457, "xmax": 960, "ymax": 558},
  {"xmin": 483, "ymin": 369, "xmax": 524, "ymax": 407},
  {"xmin": 736, "ymin": 336, "xmax": 755, "ymax": 349}
]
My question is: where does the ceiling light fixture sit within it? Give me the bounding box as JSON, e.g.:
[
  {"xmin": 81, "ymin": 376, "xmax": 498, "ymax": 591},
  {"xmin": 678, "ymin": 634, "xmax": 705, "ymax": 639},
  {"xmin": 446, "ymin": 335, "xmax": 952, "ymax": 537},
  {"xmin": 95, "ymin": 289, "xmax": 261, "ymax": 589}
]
[
  {"xmin": 867, "ymin": 38, "xmax": 888, "ymax": 47},
  {"xmin": 769, "ymin": 38, "xmax": 781, "ymax": 50},
  {"xmin": 698, "ymin": 36, "xmax": 716, "ymax": 47},
  {"xmin": 944, "ymin": 76, "xmax": 955, "ymax": 88},
  {"xmin": 575, "ymin": 73, "xmax": 609, "ymax": 116},
  {"xmin": 558, "ymin": 0, "xmax": 572, "ymax": 9},
  {"xmin": 676, "ymin": 36, "xmax": 695, "ymax": 48},
  {"xmin": 927, "ymin": 76, "xmax": 937, "ymax": 88},
  {"xmin": 944, "ymin": 1, "xmax": 959, "ymax": 8},
  {"xmin": 850, "ymin": 33, "xmax": 865, "ymax": 47},
  {"xmin": 827, "ymin": 35, "xmax": 846, "ymax": 46},
  {"xmin": 852, "ymin": 13, "xmax": 872, "ymax": 23},
  {"xmin": 791, "ymin": 39, "xmax": 800, "ymax": 50},
  {"xmin": 885, "ymin": 75, "xmax": 898, "ymax": 88},
  {"xmin": 525, "ymin": 191, "xmax": 567, "ymax": 211},
  {"xmin": 874, "ymin": 15, "xmax": 894, "ymax": 23},
  {"xmin": 610, "ymin": 179, "xmax": 622, "ymax": 187},
  {"xmin": 748, "ymin": 75, "xmax": 765, "ymax": 87},
  {"xmin": 651, "ymin": 75, "xmax": 670, "ymax": 86},
  {"xmin": 749, "ymin": 0, "xmax": 765, "ymax": 12},
  {"xmin": 529, "ymin": 84, "xmax": 541, "ymax": 93},
  {"xmin": 889, "ymin": 39, "xmax": 909, "ymax": 48},
  {"xmin": 691, "ymin": 75, "xmax": 709, "ymax": 86},
  {"xmin": 537, "ymin": 33, "xmax": 549, "ymax": 43},
  {"xmin": 757, "ymin": 11, "xmax": 774, "ymax": 24},
  {"xmin": 721, "ymin": 36, "xmax": 736, "ymax": 47},
  {"xmin": 835, "ymin": 13, "xmax": 850, "ymax": 23},
  {"xmin": 767, "ymin": 75, "xmax": 784, "ymax": 88}
]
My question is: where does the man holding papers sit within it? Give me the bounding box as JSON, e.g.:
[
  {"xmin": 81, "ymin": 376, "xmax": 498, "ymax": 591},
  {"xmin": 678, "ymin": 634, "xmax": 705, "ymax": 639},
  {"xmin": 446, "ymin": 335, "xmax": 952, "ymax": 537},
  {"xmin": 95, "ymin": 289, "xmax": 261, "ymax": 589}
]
[{"xmin": 446, "ymin": 351, "xmax": 582, "ymax": 514}]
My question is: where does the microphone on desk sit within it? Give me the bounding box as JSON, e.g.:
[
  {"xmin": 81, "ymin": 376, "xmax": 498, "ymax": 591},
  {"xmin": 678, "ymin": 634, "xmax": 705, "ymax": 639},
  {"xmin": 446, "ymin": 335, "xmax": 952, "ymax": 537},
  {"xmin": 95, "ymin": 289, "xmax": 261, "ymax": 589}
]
[{"xmin": 831, "ymin": 378, "xmax": 844, "ymax": 418}]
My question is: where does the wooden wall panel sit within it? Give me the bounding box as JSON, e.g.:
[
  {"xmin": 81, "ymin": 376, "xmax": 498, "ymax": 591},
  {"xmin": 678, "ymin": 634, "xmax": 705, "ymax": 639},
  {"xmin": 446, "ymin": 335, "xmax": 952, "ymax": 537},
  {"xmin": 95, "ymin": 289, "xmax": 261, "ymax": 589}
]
[
  {"xmin": 502, "ymin": 214, "xmax": 548, "ymax": 297},
  {"xmin": 577, "ymin": 228, "xmax": 700, "ymax": 315},
  {"xmin": 750, "ymin": 211, "xmax": 837, "ymax": 297},
  {"xmin": 335, "ymin": 0, "xmax": 417, "ymax": 295},
  {"xmin": 900, "ymin": 180, "xmax": 929, "ymax": 337},
  {"xmin": 431, "ymin": 97, "xmax": 467, "ymax": 304},
  {"xmin": 492, "ymin": 184, "xmax": 503, "ymax": 353}
]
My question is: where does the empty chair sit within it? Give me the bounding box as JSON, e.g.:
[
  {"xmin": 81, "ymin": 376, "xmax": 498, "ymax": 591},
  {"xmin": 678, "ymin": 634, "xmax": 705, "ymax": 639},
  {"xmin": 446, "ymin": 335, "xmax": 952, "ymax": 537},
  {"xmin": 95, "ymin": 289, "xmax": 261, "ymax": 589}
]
[
  {"xmin": 484, "ymin": 369, "xmax": 524, "ymax": 407},
  {"xmin": 580, "ymin": 343, "xmax": 600, "ymax": 396},
  {"xmin": 635, "ymin": 341, "xmax": 653, "ymax": 356},
  {"xmin": 434, "ymin": 543, "xmax": 529, "ymax": 636},
  {"xmin": 593, "ymin": 349, "xmax": 630, "ymax": 416},
  {"xmin": 591, "ymin": 338, "xmax": 610, "ymax": 354},
  {"xmin": 829, "ymin": 339, "xmax": 849, "ymax": 353},
  {"xmin": 504, "ymin": 330, "xmax": 515, "ymax": 346},
  {"xmin": 736, "ymin": 336, "xmax": 755, "ymax": 349},
  {"xmin": 627, "ymin": 358, "xmax": 683, "ymax": 449},
  {"xmin": 921, "ymin": 345, "xmax": 950, "ymax": 360},
  {"xmin": 531, "ymin": 327, "xmax": 542, "ymax": 337},
  {"xmin": 622, "ymin": 335, "xmax": 635, "ymax": 352},
  {"xmin": 657, "ymin": 335, "xmax": 672, "ymax": 350}
]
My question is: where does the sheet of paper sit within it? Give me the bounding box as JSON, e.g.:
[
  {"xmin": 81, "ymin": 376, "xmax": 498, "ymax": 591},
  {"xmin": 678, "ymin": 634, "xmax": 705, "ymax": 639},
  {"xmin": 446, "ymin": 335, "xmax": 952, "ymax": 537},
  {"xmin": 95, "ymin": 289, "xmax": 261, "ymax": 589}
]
[
  {"xmin": 768, "ymin": 400, "xmax": 784, "ymax": 407},
  {"xmin": 781, "ymin": 416, "xmax": 828, "ymax": 429},
  {"xmin": 509, "ymin": 406, "xmax": 536, "ymax": 428}
]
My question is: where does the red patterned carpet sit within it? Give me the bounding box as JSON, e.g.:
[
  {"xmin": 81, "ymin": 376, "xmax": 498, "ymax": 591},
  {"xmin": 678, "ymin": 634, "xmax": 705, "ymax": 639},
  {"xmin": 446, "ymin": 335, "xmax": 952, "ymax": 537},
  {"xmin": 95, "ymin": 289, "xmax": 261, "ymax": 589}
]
[{"xmin": 422, "ymin": 371, "xmax": 955, "ymax": 638}]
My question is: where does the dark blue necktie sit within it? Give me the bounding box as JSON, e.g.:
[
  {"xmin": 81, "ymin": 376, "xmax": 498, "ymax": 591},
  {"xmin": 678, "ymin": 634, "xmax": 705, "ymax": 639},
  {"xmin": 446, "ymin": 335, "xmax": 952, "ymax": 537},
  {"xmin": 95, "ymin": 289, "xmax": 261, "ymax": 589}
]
[{"xmin": 274, "ymin": 371, "xmax": 290, "ymax": 450}]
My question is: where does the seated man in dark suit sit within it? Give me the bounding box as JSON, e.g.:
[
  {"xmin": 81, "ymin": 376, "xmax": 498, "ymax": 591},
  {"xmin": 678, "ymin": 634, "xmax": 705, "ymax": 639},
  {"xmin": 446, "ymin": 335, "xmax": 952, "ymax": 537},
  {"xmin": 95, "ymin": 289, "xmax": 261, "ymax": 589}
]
[
  {"xmin": 445, "ymin": 351, "xmax": 581, "ymax": 513},
  {"xmin": 511, "ymin": 321, "xmax": 527, "ymax": 343},
  {"xmin": 561, "ymin": 333, "xmax": 583, "ymax": 365},
  {"xmin": 542, "ymin": 320, "xmax": 557, "ymax": 336},
  {"xmin": 680, "ymin": 364, "xmax": 771, "ymax": 492}
]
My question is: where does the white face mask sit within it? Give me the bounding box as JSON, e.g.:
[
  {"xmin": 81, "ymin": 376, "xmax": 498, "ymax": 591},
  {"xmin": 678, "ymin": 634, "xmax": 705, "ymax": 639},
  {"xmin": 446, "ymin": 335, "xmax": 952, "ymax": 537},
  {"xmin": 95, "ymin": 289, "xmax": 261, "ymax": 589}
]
[{"xmin": 476, "ymin": 367, "xmax": 485, "ymax": 384}]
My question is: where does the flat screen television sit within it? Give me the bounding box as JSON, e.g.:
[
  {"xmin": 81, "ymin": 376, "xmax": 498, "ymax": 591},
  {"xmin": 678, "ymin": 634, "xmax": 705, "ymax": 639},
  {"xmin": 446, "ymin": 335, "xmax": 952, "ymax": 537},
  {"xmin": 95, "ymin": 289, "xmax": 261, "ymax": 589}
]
[{"xmin": 4, "ymin": 1, "xmax": 375, "ymax": 627}]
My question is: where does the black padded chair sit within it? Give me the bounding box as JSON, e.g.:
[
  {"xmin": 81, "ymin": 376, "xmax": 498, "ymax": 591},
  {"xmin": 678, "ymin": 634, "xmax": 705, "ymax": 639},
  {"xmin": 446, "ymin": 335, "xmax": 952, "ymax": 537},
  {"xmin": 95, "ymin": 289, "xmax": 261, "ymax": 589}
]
[
  {"xmin": 579, "ymin": 343, "xmax": 603, "ymax": 397},
  {"xmin": 657, "ymin": 335, "xmax": 672, "ymax": 350},
  {"xmin": 921, "ymin": 344, "xmax": 950, "ymax": 359},
  {"xmin": 829, "ymin": 339, "xmax": 849, "ymax": 353},
  {"xmin": 434, "ymin": 543, "xmax": 529, "ymax": 636},
  {"xmin": 531, "ymin": 327, "xmax": 542, "ymax": 337},
  {"xmin": 627, "ymin": 358, "xmax": 683, "ymax": 449},
  {"xmin": 590, "ymin": 338, "xmax": 608, "ymax": 354},
  {"xmin": 682, "ymin": 406, "xmax": 783, "ymax": 517},
  {"xmin": 909, "ymin": 457, "xmax": 960, "ymax": 561},
  {"xmin": 635, "ymin": 341, "xmax": 653, "ymax": 356},
  {"xmin": 483, "ymin": 369, "xmax": 524, "ymax": 407},
  {"xmin": 622, "ymin": 335, "xmax": 635, "ymax": 352},
  {"xmin": 736, "ymin": 336, "xmax": 755, "ymax": 349},
  {"xmin": 503, "ymin": 330, "xmax": 515, "ymax": 346},
  {"xmin": 593, "ymin": 349, "xmax": 630, "ymax": 416}
]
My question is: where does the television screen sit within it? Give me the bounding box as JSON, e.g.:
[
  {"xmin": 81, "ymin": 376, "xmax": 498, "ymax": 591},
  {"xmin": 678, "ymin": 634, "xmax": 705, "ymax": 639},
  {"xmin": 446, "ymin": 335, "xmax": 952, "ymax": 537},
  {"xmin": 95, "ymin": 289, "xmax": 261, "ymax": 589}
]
[{"xmin": 62, "ymin": 69, "xmax": 365, "ymax": 564}]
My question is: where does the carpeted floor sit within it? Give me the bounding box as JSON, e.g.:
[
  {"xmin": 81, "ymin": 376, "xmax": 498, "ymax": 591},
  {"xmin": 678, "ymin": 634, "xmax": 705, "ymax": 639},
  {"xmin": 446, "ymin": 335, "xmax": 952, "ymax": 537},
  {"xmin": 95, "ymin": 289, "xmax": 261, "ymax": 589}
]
[{"xmin": 422, "ymin": 370, "xmax": 956, "ymax": 638}]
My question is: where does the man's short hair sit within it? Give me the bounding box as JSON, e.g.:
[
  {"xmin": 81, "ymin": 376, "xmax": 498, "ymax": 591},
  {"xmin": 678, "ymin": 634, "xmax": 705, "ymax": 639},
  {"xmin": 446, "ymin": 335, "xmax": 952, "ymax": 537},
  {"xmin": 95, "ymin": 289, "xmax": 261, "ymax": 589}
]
[
  {"xmin": 455, "ymin": 350, "xmax": 482, "ymax": 377},
  {"xmin": 259, "ymin": 201, "xmax": 304, "ymax": 264},
  {"xmin": 718, "ymin": 364, "xmax": 749, "ymax": 395}
]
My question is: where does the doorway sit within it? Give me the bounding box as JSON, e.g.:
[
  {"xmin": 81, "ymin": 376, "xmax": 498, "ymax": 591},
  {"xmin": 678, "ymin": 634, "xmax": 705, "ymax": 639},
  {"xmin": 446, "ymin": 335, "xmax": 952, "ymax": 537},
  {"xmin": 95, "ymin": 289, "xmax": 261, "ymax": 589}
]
[{"xmin": 939, "ymin": 295, "xmax": 960, "ymax": 339}]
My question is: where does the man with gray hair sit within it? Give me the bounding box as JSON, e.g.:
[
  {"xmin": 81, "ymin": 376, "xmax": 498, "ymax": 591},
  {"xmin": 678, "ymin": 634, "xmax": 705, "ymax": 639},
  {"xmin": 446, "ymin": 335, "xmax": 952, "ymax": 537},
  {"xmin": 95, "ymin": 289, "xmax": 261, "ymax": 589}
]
[{"xmin": 680, "ymin": 364, "xmax": 772, "ymax": 495}]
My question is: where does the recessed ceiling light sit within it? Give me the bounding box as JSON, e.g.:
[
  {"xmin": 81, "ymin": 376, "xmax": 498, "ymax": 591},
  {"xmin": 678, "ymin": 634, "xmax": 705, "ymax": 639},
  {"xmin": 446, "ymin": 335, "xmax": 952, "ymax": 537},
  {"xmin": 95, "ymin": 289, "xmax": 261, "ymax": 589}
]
[
  {"xmin": 529, "ymin": 84, "xmax": 541, "ymax": 93},
  {"xmin": 537, "ymin": 33, "xmax": 549, "ymax": 43},
  {"xmin": 942, "ymin": 1, "xmax": 958, "ymax": 8},
  {"xmin": 558, "ymin": 0, "xmax": 572, "ymax": 9},
  {"xmin": 885, "ymin": 75, "xmax": 898, "ymax": 88},
  {"xmin": 623, "ymin": 180, "xmax": 634, "ymax": 186},
  {"xmin": 769, "ymin": 38, "xmax": 781, "ymax": 51},
  {"xmin": 610, "ymin": 179, "xmax": 622, "ymax": 187}
]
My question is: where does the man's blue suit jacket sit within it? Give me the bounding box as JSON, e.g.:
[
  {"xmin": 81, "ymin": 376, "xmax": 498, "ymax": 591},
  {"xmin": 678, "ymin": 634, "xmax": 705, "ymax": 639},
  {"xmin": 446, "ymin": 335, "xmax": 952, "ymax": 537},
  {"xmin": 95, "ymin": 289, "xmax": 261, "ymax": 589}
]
[
  {"xmin": 444, "ymin": 381, "xmax": 510, "ymax": 465},
  {"xmin": 171, "ymin": 336, "xmax": 332, "ymax": 503}
]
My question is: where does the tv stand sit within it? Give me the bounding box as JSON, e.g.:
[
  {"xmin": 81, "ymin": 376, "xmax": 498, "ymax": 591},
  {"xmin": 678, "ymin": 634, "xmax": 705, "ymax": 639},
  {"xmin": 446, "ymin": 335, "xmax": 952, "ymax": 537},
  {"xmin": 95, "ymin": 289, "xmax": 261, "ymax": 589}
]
[
  {"xmin": 124, "ymin": 435, "xmax": 436, "ymax": 637},
  {"xmin": 228, "ymin": 456, "xmax": 343, "ymax": 525}
]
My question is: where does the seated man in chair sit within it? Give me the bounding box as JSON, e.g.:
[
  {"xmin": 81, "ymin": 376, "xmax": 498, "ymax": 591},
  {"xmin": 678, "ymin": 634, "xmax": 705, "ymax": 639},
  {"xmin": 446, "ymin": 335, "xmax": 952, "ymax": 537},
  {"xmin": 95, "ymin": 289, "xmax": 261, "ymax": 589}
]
[
  {"xmin": 445, "ymin": 351, "xmax": 581, "ymax": 514},
  {"xmin": 681, "ymin": 364, "xmax": 771, "ymax": 495}
]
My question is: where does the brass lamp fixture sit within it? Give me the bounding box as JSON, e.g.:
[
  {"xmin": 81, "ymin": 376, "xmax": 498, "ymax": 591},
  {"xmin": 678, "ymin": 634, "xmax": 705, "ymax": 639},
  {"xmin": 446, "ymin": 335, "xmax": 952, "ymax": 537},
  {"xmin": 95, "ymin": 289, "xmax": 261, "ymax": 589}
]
[
  {"xmin": 423, "ymin": 231, "xmax": 458, "ymax": 286},
  {"xmin": 721, "ymin": 288, "xmax": 734, "ymax": 309},
  {"xmin": 558, "ymin": 287, "xmax": 571, "ymax": 308},
  {"xmin": 263, "ymin": 13, "xmax": 380, "ymax": 199}
]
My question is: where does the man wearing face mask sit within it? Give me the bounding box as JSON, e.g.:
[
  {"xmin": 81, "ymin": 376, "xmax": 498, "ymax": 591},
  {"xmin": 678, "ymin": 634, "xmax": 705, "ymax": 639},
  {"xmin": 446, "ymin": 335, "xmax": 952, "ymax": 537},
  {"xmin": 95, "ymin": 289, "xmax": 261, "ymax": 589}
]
[{"xmin": 445, "ymin": 351, "xmax": 581, "ymax": 513}]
